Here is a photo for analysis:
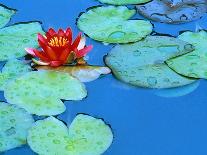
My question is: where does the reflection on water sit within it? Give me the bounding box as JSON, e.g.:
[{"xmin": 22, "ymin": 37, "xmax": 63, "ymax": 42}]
[{"xmin": 153, "ymin": 81, "xmax": 200, "ymax": 98}]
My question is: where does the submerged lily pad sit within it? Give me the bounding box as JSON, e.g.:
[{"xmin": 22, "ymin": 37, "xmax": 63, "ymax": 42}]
[
  {"xmin": 0, "ymin": 5, "xmax": 15, "ymax": 28},
  {"xmin": 0, "ymin": 22, "xmax": 44, "ymax": 61},
  {"xmin": 4, "ymin": 71, "xmax": 87, "ymax": 116},
  {"xmin": 0, "ymin": 59, "xmax": 31, "ymax": 90},
  {"xmin": 167, "ymin": 31, "xmax": 207, "ymax": 79},
  {"xmin": 77, "ymin": 6, "xmax": 152, "ymax": 43},
  {"xmin": 98, "ymin": 0, "xmax": 151, "ymax": 5},
  {"xmin": 27, "ymin": 114, "xmax": 113, "ymax": 155},
  {"xmin": 36, "ymin": 65, "xmax": 111, "ymax": 82},
  {"xmin": 136, "ymin": 0, "xmax": 207, "ymax": 24},
  {"xmin": 105, "ymin": 36, "xmax": 195, "ymax": 88},
  {"xmin": 0, "ymin": 102, "xmax": 34, "ymax": 152}
]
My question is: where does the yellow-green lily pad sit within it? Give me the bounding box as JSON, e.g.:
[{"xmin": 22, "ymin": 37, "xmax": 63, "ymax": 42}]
[
  {"xmin": 77, "ymin": 6, "xmax": 152, "ymax": 43},
  {"xmin": 0, "ymin": 59, "xmax": 31, "ymax": 90},
  {"xmin": 36, "ymin": 65, "xmax": 111, "ymax": 82},
  {"xmin": 0, "ymin": 102, "xmax": 34, "ymax": 152},
  {"xmin": 4, "ymin": 71, "xmax": 87, "ymax": 116},
  {"xmin": 167, "ymin": 31, "xmax": 207, "ymax": 79},
  {"xmin": 27, "ymin": 114, "xmax": 113, "ymax": 155},
  {"xmin": 0, "ymin": 22, "xmax": 44, "ymax": 61},
  {"xmin": 105, "ymin": 36, "xmax": 195, "ymax": 88},
  {"xmin": 98, "ymin": 0, "xmax": 151, "ymax": 5}
]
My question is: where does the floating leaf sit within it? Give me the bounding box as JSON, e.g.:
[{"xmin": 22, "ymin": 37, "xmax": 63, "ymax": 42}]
[
  {"xmin": 105, "ymin": 36, "xmax": 195, "ymax": 88},
  {"xmin": 167, "ymin": 31, "xmax": 207, "ymax": 79},
  {"xmin": 0, "ymin": 102, "xmax": 34, "ymax": 152},
  {"xmin": 98, "ymin": 0, "xmax": 151, "ymax": 5},
  {"xmin": 136, "ymin": 0, "xmax": 207, "ymax": 24},
  {"xmin": 27, "ymin": 114, "xmax": 113, "ymax": 155},
  {"xmin": 4, "ymin": 71, "xmax": 87, "ymax": 116},
  {"xmin": 77, "ymin": 6, "xmax": 152, "ymax": 43},
  {"xmin": 36, "ymin": 65, "xmax": 111, "ymax": 82},
  {"xmin": 0, "ymin": 22, "xmax": 44, "ymax": 61},
  {"xmin": 0, "ymin": 59, "xmax": 31, "ymax": 90},
  {"xmin": 0, "ymin": 5, "xmax": 15, "ymax": 28}
]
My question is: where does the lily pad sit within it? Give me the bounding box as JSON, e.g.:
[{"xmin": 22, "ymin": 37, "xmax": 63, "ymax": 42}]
[
  {"xmin": 0, "ymin": 5, "xmax": 15, "ymax": 28},
  {"xmin": 98, "ymin": 0, "xmax": 151, "ymax": 5},
  {"xmin": 36, "ymin": 65, "xmax": 111, "ymax": 82},
  {"xmin": 136, "ymin": 0, "xmax": 207, "ymax": 24},
  {"xmin": 0, "ymin": 102, "xmax": 34, "ymax": 152},
  {"xmin": 27, "ymin": 114, "xmax": 113, "ymax": 155},
  {"xmin": 4, "ymin": 71, "xmax": 87, "ymax": 116},
  {"xmin": 105, "ymin": 36, "xmax": 195, "ymax": 88},
  {"xmin": 0, "ymin": 22, "xmax": 44, "ymax": 61},
  {"xmin": 167, "ymin": 31, "xmax": 207, "ymax": 79},
  {"xmin": 77, "ymin": 6, "xmax": 152, "ymax": 43},
  {"xmin": 0, "ymin": 59, "xmax": 31, "ymax": 90}
]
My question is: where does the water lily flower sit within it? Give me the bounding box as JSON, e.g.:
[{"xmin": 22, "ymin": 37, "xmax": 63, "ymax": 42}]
[{"xmin": 25, "ymin": 28, "xmax": 93, "ymax": 67}]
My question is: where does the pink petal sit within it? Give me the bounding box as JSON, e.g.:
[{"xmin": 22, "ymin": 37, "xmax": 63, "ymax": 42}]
[
  {"xmin": 77, "ymin": 37, "xmax": 86, "ymax": 50},
  {"xmin": 25, "ymin": 48, "xmax": 36, "ymax": 56},
  {"xmin": 32, "ymin": 58, "xmax": 50, "ymax": 66}
]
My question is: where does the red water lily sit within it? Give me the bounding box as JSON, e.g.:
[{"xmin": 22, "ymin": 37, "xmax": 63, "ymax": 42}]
[{"xmin": 25, "ymin": 28, "xmax": 93, "ymax": 67}]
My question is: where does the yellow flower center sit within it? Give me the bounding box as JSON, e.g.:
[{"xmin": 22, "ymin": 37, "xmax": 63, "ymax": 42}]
[{"xmin": 48, "ymin": 37, "xmax": 68, "ymax": 47}]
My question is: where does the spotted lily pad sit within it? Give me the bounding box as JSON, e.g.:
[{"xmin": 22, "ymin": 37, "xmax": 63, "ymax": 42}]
[
  {"xmin": 105, "ymin": 36, "xmax": 195, "ymax": 88},
  {"xmin": 0, "ymin": 5, "xmax": 15, "ymax": 28},
  {"xmin": 0, "ymin": 59, "xmax": 31, "ymax": 90},
  {"xmin": 36, "ymin": 65, "xmax": 111, "ymax": 82},
  {"xmin": 98, "ymin": 0, "xmax": 151, "ymax": 5},
  {"xmin": 0, "ymin": 22, "xmax": 44, "ymax": 61},
  {"xmin": 4, "ymin": 71, "xmax": 87, "ymax": 116},
  {"xmin": 136, "ymin": 0, "xmax": 207, "ymax": 24},
  {"xmin": 77, "ymin": 6, "xmax": 152, "ymax": 43},
  {"xmin": 27, "ymin": 114, "xmax": 113, "ymax": 155},
  {"xmin": 0, "ymin": 102, "xmax": 34, "ymax": 152},
  {"xmin": 167, "ymin": 31, "xmax": 207, "ymax": 79}
]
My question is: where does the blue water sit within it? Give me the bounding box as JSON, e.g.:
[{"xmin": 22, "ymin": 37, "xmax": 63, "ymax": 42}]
[{"xmin": 1, "ymin": 0, "xmax": 207, "ymax": 155}]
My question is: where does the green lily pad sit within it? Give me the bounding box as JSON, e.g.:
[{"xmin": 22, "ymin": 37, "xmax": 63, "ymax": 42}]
[
  {"xmin": 105, "ymin": 36, "xmax": 195, "ymax": 88},
  {"xmin": 98, "ymin": 0, "xmax": 151, "ymax": 5},
  {"xmin": 0, "ymin": 59, "xmax": 31, "ymax": 90},
  {"xmin": 4, "ymin": 71, "xmax": 87, "ymax": 116},
  {"xmin": 0, "ymin": 22, "xmax": 44, "ymax": 61},
  {"xmin": 27, "ymin": 114, "xmax": 113, "ymax": 155},
  {"xmin": 77, "ymin": 6, "xmax": 152, "ymax": 43},
  {"xmin": 167, "ymin": 31, "xmax": 207, "ymax": 79},
  {"xmin": 0, "ymin": 102, "xmax": 34, "ymax": 152},
  {"xmin": 36, "ymin": 65, "xmax": 111, "ymax": 82},
  {"xmin": 0, "ymin": 5, "xmax": 15, "ymax": 28}
]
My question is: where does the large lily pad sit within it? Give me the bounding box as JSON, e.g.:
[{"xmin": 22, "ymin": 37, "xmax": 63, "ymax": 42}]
[
  {"xmin": 98, "ymin": 0, "xmax": 151, "ymax": 5},
  {"xmin": 4, "ymin": 71, "xmax": 87, "ymax": 116},
  {"xmin": 167, "ymin": 31, "xmax": 207, "ymax": 79},
  {"xmin": 136, "ymin": 0, "xmax": 207, "ymax": 24},
  {"xmin": 36, "ymin": 65, "xmax": 111, "ymax": 82},
  {"xmin": 0, "ymin": 59, "xmax": 31, "ymax": 90},
  {"xmin": 105, "ymin": 36, "xmax": 195, "ymax": 88},
  {"xmin": 77, "ymin": 6, "xmax": 152, "ymax": 43},
  {"xmin": 0, "ymin": 22, "xmax": 44, "ymax": 61},
  {"xmin": 0, "ymin": 102, "xmax": 34, "ymax": 152},
  {"xmin": 27, "ymin": 114, "xmax": 113, "ymax": 155},
  {"xmin": 0, "ymin": 5, "xmax": 15, "ymax": 28}
]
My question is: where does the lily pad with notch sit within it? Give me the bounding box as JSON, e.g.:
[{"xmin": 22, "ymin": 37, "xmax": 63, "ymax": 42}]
[
  {"xmin": 27, "ymin": 114, "xmax": 113, "ymax": 155},
  {"xmin": 77, "ymin": 6, "xmax": 153, "ymax": 43},
  {"xmin": 4, "ymin": 71, "xmax": 87, "ymax": 116},
  {"xmin": 0, "ymin": 102, "xmax": 34, "ymax": 152},
  {"xmin": 136, "ymin": 0, "xmax": 207, "ymax": 24},
  {"xmin": 167, "ymin": 30, "xmax": 207, "ymax": 79},
  {"xmin": 105, "ymin": 36, "xmax": 196, "ymax": 88}
]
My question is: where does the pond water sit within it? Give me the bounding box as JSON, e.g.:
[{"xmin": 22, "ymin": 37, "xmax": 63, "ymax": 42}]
[{"xmin": 1, "ymin": 0, "xmax": 207, "ymax": 155}]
